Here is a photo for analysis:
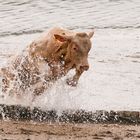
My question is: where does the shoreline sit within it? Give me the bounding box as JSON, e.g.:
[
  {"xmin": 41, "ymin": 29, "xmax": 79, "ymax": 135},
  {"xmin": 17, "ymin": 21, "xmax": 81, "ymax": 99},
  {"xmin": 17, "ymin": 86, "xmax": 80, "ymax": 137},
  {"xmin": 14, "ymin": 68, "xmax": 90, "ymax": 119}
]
[{"xmin": 0, "ymin": 104, "xmax": 140, "ymax": 125}]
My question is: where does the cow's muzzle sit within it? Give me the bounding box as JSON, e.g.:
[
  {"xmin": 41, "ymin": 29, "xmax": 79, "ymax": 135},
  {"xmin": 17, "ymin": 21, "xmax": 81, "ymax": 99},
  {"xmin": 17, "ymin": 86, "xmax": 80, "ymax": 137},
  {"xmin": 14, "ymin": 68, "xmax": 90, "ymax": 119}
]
[{"xmin": 79, "ymin": 65, "xmax": 89, "ymax": 71}]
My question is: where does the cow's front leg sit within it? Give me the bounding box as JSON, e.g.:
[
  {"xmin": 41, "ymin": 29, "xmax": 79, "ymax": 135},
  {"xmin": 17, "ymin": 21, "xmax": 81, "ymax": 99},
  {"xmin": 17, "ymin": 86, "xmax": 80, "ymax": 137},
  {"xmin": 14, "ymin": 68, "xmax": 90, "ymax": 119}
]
[
  {"xmin": 47, "ymin": 61, "xmax": 62, "ymax": 80},
  {"xmin": 66, "ymin": 69, "xmax": 84, "ymax": 86}
]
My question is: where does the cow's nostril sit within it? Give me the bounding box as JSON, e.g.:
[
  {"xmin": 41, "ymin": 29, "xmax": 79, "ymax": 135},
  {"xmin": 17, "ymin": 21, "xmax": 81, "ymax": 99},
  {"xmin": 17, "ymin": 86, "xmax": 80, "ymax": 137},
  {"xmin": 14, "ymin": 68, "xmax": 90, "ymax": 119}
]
[{"xmin": 80, "ymin": 65, "xmax": 89, "ymax": 71}]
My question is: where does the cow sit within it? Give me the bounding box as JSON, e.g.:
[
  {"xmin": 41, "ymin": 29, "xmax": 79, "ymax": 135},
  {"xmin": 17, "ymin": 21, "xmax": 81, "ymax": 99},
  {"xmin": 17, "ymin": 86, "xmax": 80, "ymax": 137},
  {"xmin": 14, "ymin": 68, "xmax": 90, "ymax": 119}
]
[{"xmin": 0, "ymin": 27, "xmax": 94, "ymax": 99}]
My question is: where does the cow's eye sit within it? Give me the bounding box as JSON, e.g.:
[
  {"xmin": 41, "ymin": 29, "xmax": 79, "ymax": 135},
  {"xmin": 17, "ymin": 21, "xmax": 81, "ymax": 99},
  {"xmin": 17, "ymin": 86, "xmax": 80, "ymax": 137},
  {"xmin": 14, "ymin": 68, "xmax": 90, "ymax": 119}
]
[
  {"xmin": 73, "ymin": 47, "xmax": 77, "ymax": 51},
  {"xmin": 73, "ymin": 44, "xmax": 79, "ymax": 51}
]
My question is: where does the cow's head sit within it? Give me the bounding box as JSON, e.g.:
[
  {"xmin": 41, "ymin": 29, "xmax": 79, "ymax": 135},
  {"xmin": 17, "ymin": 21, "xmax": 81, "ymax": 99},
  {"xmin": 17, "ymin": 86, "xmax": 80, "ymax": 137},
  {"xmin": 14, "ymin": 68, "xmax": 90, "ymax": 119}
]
[{"xmin": 54, "ymin": 31, "xmax": 94, "ymax": 73}]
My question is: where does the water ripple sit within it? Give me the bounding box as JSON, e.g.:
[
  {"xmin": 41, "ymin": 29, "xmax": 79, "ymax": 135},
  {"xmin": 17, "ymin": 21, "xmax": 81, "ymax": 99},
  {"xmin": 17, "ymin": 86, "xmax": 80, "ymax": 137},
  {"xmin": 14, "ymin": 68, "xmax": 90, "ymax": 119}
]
[{"xmin": 0, "ymin": 0, "xmax": 140, "ymax": 36}]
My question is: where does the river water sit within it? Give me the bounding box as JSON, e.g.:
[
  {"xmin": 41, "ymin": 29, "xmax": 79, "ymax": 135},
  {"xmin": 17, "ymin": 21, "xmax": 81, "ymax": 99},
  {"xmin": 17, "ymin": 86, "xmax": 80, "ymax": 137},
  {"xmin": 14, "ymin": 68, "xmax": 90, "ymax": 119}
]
[
  {"xmin": 0, "ymin": 0, "xmax": 140, "ymax": 111},
  {"xmin": 0, "ymin": 0, "xmax": 140, "ymax": 36}
]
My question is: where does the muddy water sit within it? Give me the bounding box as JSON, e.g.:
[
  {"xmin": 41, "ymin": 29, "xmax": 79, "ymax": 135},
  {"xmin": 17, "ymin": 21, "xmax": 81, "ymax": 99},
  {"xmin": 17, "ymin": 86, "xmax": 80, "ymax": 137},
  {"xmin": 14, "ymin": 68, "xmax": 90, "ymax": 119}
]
[{"xmin": 0, "ymin": 0, "xmax": 140, "ymax": 111}]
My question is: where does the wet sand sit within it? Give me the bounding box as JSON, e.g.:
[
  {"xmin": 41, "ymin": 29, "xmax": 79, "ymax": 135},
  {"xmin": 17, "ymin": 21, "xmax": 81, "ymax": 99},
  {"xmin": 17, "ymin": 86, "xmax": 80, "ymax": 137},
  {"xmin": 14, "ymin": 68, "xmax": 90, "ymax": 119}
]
[{"xmin": 0, "ymin": 121, "xmax": 140, "ymax": 140}]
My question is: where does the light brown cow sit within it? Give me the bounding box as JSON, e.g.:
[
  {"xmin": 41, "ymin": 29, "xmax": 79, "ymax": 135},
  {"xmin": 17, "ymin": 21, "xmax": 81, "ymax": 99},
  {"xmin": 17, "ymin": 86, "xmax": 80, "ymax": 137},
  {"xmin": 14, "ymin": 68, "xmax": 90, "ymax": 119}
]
[{"xmin": 0, "ymin": 27, "xmax": 94, "ymax": 98}]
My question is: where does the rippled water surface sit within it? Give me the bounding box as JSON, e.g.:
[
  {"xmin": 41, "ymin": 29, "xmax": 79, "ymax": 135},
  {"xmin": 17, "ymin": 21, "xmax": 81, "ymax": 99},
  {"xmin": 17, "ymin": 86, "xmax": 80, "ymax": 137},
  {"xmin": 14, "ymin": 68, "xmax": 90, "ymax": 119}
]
[
  {"xmin": 0, "ymin": 0, "xmax": 140, "ymax": 111},
  {"xmin": 0, "ymin": 0, "xmax": 140, "ymax": 36}
]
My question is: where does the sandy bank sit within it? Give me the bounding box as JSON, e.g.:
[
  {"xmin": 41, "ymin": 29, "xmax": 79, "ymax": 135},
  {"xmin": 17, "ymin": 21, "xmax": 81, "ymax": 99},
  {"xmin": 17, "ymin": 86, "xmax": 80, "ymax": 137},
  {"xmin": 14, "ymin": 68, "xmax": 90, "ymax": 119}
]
[{"xmin": 0, "ymin": 121, "xmax": 140, "ymax": 140}]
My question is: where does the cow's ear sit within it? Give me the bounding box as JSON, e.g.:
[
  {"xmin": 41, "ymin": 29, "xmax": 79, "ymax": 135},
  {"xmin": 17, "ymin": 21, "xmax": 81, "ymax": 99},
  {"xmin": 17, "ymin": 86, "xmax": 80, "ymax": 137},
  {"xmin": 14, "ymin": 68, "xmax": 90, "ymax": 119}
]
[
  {"xmin": 88, "ymin": 31, "xmax": 94, "ymax": 38},
  {"xmin": 54, "ymin": 34, "xmax": 72, "ymax": 42},
  {"xmin": 54, "ymin": 34, "xmax": 67, "ymax": 42}
]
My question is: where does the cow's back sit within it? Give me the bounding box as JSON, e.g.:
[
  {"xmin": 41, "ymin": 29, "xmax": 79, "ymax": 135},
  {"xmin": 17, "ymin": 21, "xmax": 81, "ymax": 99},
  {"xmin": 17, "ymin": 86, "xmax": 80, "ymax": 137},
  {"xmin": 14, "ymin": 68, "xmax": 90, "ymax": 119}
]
[
  {"xmin": 47, "ymin": 27, "xmax": 75, "ymax": 38},
  {"xmin": 28, "ymin": 27, "xmax": 75, "ymax": 61}
]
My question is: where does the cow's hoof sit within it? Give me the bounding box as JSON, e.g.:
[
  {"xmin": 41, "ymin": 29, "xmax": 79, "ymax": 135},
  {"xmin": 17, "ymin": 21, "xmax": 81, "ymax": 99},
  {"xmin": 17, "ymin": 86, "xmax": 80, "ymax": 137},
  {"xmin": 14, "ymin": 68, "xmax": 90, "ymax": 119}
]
[{"xmin": 66, "ymin": 79, "xmax": 77, "ymax": 87}]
